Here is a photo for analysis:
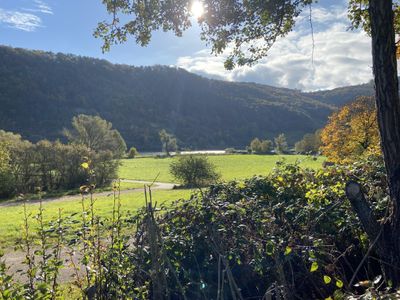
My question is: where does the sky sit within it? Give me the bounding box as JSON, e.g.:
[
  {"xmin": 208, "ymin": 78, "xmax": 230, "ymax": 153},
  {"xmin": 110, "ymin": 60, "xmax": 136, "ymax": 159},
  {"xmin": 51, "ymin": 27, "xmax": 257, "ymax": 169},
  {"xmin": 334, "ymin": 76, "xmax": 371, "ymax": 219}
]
[{"xmin": 0, "ymin": 0, "xmax": 373, "ymax": 91}]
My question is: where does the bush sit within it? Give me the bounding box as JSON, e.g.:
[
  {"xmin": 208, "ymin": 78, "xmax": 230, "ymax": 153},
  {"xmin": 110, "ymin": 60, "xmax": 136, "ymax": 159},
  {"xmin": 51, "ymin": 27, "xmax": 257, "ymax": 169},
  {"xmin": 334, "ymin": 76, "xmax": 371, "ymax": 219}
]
[
  {"xmin": 127, "ymin": 146, "xmax": 139, "ymax": 158},
  {"xmin": 151, "ymin": 158, "xmax": 387, "ymax": 298},
  {"xmin": 170, "ymin": 155, "xmax": 220, "ymax": 187},
  {"xmin": 0, "ymin": 131, "xmax": 120, "ymax": 198},
  {"xmin": 0, "ymin": 157, "xmax": 389, "ymax": 299},
  {"xmin": 93, "ymin": 157, "xmax": 386, "ymax": 299}
]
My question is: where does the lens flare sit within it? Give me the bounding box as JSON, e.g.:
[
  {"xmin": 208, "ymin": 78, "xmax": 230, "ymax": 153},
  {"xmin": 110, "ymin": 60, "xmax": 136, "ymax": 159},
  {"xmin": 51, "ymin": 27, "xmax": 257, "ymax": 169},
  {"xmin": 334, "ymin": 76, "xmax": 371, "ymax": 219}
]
[{"xmin": 191, "ymin": 1, "xmax": 204, "ymax": 18}]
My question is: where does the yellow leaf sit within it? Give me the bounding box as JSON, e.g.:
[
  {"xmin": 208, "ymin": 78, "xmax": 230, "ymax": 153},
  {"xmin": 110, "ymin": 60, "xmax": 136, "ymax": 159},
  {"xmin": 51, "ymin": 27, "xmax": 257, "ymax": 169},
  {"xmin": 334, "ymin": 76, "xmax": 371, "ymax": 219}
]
[
  {"xmin": 310, "ymin": 261, "xmax": 318, "ymax": 272},
  {"xmin": 284, "ymin": 246, "xmax": 292, "ymax": 255},
  {"xmin": 81, "ymin": 162, "xmax": 89, "ymax": 169},
  {"xmin": 238, "ymin": 182, "xmax": 246, "ymax": 189},
  {"xmin": 323, "ymin": 275, "xmax": 332, "ymax": 284},
  {"xmin": 336, "ymin": 279, "xmax": 344, "ymax": 288},
  {"xmin": 325, "ymin": 297, "xmax": 333, "ymax": 300}
]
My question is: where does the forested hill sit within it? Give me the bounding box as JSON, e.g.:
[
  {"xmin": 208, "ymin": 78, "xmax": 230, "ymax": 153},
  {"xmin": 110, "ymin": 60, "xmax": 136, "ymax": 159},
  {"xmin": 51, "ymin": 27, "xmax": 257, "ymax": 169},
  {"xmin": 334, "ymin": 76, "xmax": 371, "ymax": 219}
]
[
  {"xmin": 0, "ymin": 46, "xmax": 373, "ymax": 150},
  {"xmin": 307, "ymin": 82, "xmax": 374, "ymax": 107}
]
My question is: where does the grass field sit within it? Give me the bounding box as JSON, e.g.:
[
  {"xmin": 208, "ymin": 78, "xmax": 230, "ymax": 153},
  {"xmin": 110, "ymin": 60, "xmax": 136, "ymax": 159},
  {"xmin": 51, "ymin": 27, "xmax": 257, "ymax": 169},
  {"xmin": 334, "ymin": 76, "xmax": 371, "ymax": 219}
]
[
  {"xmin": 0, "ymin": 189, "xmax": 193, "ymax": 248},
  {"xmin": 119, "ymin": 154, "xmax": 325, "ymax": 183}
]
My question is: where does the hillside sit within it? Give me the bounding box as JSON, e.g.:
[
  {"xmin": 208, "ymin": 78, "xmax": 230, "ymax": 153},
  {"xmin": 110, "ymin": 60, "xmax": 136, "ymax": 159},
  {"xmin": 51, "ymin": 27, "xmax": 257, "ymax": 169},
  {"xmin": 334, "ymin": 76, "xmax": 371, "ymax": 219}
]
[
  {"xmin": 0, "ymin": 46, "xmax": 373, "ymax": 150},
  {"xmin": 307, "ymin": 82, "xmax": 374, "ymax": 107}
]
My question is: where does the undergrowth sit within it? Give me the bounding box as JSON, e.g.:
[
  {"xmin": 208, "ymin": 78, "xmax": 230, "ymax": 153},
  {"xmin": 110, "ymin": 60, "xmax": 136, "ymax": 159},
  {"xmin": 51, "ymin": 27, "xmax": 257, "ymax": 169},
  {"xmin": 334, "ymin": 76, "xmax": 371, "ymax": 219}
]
[{"xmin": 0, "ymin": 157, "xmax": 394, "ymax": 299}]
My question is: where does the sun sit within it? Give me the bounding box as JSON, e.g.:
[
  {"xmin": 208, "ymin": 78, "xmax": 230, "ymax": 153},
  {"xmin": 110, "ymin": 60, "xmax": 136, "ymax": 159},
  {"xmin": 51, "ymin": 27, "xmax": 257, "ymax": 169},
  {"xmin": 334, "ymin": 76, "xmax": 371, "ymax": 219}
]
[{"xmin": 191, "ymin": 1, "xmax": 204, "ymax": 19}]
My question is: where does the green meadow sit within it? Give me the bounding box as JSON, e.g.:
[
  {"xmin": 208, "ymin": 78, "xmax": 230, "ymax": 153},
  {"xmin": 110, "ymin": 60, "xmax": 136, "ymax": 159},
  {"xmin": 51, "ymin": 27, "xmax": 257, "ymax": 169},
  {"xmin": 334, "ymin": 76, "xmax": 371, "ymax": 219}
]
[{"xmin": 119, "ymin": 154, "xmax": 325, "ymax": 182}]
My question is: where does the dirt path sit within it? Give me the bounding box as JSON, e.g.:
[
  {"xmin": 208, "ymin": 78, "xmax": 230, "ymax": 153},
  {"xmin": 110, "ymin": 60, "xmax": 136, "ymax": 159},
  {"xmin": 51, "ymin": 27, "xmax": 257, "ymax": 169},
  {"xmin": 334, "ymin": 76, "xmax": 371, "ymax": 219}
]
[
  {"xmin": 1, "ymin": 179, "xmax": 178, "ymax": 283},
  {"xmin": 3, "ymin": 248, "xmax": 82, "ymax": 283},
  {"xmin": 0, "ymin": 180, "xmax": 177, "ymax": 207}
]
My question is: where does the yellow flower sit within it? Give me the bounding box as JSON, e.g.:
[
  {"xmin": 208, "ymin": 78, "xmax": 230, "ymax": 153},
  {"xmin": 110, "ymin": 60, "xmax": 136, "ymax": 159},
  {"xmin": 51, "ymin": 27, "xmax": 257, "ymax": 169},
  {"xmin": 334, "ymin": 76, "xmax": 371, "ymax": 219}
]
[{"xmin": 81, "ymin": 162, "xmax": 89, "ymax": 169}]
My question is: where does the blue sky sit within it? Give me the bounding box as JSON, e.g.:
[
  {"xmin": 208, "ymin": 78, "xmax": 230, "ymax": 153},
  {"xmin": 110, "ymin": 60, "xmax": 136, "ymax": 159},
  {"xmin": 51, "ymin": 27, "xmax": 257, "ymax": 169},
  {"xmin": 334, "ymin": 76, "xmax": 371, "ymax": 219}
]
[{"xmin": 0, "ymin": 0, "xmax": 373, "ymax": 91}]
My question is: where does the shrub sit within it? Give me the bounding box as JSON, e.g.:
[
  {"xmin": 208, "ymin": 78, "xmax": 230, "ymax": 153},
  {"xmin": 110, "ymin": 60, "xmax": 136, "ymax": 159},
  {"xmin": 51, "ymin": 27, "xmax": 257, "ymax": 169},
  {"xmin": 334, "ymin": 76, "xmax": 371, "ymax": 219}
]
[
  {"xmin": 127, "ymin": 146, "xmax": 139, "ymax": 158},
  {"xmin": 98, "ymin": 157, "xmax": 387, "ymax": 299},
  {"xmin": 170, "ymin": 155, "xmax": 220, "ymax": 187}
]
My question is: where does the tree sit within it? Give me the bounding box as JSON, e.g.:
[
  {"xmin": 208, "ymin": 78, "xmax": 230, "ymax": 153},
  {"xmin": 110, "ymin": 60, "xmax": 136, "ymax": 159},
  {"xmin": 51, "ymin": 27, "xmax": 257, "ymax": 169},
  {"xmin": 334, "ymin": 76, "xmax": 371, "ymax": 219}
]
[
  {"xmin": 159, "ymin": 129, "xmax": 177, "ymax": 156},
  {"xmin": 64, "ymin": 114, "xmax": 127, "ymax": 158},
  {"xmin": 95, "ymin": 0, "xmax": 312, "ymax": 69},
  {"xmin": 97, "ymin": 0, "xmax": 400, "ymax": 284},
  {"xmin": 352, "ymin": 1, "xmax": 400, "ymax": 283},
  {"xmin": 249, "ymin": 138, "xmax": 262, "ymax": 154},
  {"xmin": 170, "ymin": 155, "xmax": 220, "ymax": 187},
  {"xmin": 127, "ymin": 146, "xmax": 139, "ymax": 158},
  {"xmin": 250, "ymin": 138, "xmax": 273, "ymax": 154},
  {"xmin": 260, "ymin": 140, "xmax": 274, "ymax": 154},
  {"xmin": 295, "ymin": 130, "xmax": 322, "ymax": 154},
  {"xmin": 348, "ymin": 0, "xmax": 400, "ymax": 37},
  {"xmin": 320, "ymin": 96, "xmax": 379, "ymax": 163},
  {"xmin": 0, "ymin": 130, "xmax": 25, "ymax": 146},
  {"xmin": 274, "ymin": 134, "xmax": 288, "ymax": 154}
]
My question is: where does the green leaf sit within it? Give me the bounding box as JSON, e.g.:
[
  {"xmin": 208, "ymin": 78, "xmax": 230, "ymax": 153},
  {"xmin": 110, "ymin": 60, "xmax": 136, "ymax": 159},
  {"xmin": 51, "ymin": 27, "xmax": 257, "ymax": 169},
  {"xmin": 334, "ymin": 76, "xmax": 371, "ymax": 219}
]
[
  {"xmin": 323, "ymin": 275, "xmax": 331, "ymax": 284},
  {"xmin": 336, "ymin": 279, "xmax": 344, "ymax": 288},
  {"xmin": 310, "ymin": 261, "xmax": 318, "ymax": 272},
  {"xmin": 284, "ymin": 246, "xmax": 292, "ymax": 255}
]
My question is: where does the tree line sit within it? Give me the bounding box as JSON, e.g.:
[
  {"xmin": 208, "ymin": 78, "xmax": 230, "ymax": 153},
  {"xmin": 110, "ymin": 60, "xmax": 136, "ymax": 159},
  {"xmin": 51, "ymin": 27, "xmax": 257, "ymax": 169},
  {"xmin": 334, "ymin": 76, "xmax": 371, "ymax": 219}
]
[
  {"xmin": 246, "ymin": 96, "xmax": 377, "ymax": 160},
  {"xmin": 0, "ymin": 115, "xmax": 126, "ymax": 199},
  {"xmin": 247, "ymin": 134, "xmax": 288, "ymax": 154}
]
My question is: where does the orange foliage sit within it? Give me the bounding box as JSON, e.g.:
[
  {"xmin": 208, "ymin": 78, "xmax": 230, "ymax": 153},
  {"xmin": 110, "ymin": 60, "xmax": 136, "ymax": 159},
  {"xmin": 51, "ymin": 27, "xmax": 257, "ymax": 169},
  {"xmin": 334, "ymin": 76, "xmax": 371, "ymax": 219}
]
[{"xmin": 320, "ymin": 96, "xmax": 380, "ymax": 163}]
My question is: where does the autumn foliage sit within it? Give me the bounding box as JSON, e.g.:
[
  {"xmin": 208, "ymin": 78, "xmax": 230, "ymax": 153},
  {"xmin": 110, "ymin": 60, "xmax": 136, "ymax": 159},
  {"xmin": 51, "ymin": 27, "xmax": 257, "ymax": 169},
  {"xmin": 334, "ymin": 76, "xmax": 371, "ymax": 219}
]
[{"xmin": 320, "ymin": 96, "xmax": 380, "ymax": 163}]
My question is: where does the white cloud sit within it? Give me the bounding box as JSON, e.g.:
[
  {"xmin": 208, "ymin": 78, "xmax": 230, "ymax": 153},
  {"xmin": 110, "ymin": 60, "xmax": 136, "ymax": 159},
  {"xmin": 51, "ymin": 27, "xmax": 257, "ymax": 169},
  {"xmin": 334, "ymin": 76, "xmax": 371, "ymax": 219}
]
[
  {"xmin": 24, "ymin": 0, "xmax": 53, "ymax": 15},
  {"xmin": 0, "ymin": 8, "xmax": 42, "ymax": 31},
  {"xmin": 0, "ymin": 0, "xmax": 53, "ymax": 32},
  {"xmin": 176, "ymin": 5, "xmax": 373, "ymax": 91}
]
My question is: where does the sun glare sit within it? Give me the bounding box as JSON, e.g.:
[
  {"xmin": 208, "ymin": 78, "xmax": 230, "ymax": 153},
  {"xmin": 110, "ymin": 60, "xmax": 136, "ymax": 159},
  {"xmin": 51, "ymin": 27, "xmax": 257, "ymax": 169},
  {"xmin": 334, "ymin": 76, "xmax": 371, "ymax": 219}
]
[{"xmin": 191, "ymin": 1, "xmax": 204, "ymax": 19}]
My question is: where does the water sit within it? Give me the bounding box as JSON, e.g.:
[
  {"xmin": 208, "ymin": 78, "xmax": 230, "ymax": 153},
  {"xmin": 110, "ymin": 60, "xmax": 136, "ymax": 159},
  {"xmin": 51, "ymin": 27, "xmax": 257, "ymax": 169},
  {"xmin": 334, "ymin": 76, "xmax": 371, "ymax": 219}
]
[{"xmin": 139, "ymin": 150, "xmax": 227, "ymax": 157}]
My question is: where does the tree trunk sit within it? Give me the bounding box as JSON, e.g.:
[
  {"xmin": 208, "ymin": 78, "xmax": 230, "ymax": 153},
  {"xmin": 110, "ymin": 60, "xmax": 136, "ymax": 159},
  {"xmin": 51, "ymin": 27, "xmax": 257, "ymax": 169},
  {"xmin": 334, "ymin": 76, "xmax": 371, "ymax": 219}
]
[{"xmin": 368, "ymin": 0, "xmax": 400, "ymax": 284}]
